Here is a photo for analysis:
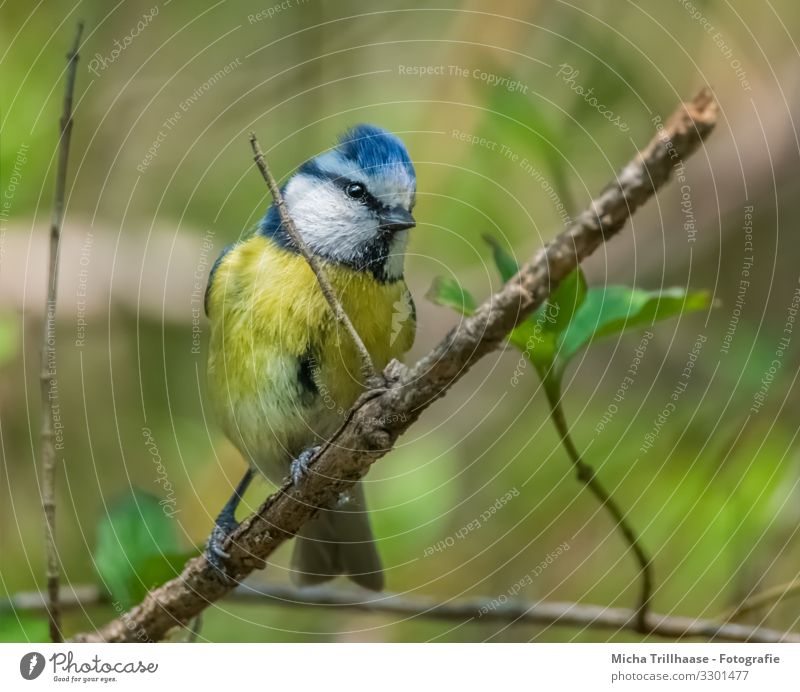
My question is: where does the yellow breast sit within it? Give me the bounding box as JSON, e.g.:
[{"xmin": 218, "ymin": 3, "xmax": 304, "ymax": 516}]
[{"xmin": 205, "ymin": 234, "xmax": 415, "ymax": 474}]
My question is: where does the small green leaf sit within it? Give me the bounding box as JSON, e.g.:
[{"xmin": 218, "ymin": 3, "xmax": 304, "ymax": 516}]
[
  {"xmin": 94, "ymin": 491, "xmax": 180, "ymax": 608},
  {"xmin": 535, "ymin": 268, "xmax": 588, "ymax": 336},
  {"xmin": 483, "ymin": 235, "xmax": 519, "ymax": 283},
  {"xmin": 558, "ymin": 286, "xmax": 712, "ymax": 368},
  {"xmin": 508, "ymin": 268, "xmax": 588, "ymax": 378},
  {"xmin": 509, "ymin": 320, "xmax": 558, "ymax": 375},
  {"xmin": 426, "ymin": 276, "xmax": 477, "ymax": 316}
]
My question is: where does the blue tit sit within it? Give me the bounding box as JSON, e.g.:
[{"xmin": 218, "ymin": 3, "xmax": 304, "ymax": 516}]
[{"xmin": 204, "ymin": 125, "xmax": 417, "ymax": 590}]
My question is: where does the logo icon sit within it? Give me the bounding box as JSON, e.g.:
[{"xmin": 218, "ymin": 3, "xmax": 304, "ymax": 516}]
[{"xmin": 20, "ymin": 652, "xmax": 45, "ymax": 680}]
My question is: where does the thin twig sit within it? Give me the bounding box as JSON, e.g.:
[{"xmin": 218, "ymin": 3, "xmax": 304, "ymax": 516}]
[
  {"xmin": 9, "ymin": 583, "xmax": 797, "ymax": 643},
  {"xmin": 248, "ymin": 133, "xmax": 376, "ymax": 382},
  {"xmin": 543, "ymin": 381, "xmax": 653, "ymax": 632},
  {"xmin": 39, "ymin": 19, "xmax": 83, "ymax": 644},
  {"xmin": 72, "ymin": 89, "xmax": 719, "ymax": 643},
  {"xmin": 724, "ymin": 578, "xmax": 800, "ymax": 621}
]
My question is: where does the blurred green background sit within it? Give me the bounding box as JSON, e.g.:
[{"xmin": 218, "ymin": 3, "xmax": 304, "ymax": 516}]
[{"xmin": 2, "ymin": 0, "xmax": 800, "ymax": 642}]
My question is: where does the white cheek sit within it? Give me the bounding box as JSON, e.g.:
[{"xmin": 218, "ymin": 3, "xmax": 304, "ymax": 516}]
[{"xmin": 284, "ymin": 176, "xmax": 376, "ymax": 262}]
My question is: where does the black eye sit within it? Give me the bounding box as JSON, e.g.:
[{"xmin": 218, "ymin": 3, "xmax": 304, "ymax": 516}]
[{"xmin": 345, "ymin": 182, "xmax": 366, "ymax": 200}]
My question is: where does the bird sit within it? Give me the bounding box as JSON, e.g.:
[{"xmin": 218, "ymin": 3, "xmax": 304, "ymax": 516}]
[{"xmin": 203, "ymin": 124, "xmax": 417, "ymax": 590}]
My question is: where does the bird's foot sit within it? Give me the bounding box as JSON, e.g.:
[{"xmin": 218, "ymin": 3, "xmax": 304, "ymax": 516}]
[
  {"xmin": 205, "ymin": 513, "xmax": 240, "ymax": 580},
  {"xmin": 290, "ymin": 445, "xmax": 321, "ymax": 486},
  {"xmin": 204, "ymin": 468, "xmax": 254, "ymax": 580}
]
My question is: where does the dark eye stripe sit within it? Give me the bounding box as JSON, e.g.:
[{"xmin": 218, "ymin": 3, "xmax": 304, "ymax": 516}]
[
  {"xmin": 333, "ymin": 177, "xmax": 384, "ymax": 213},
  {"xmin": 301, "ymin": 163, "xmax": 389, "ymax": 215}
]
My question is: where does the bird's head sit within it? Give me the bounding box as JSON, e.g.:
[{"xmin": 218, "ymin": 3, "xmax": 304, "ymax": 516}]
[{"xmin": 260, "ymin": 124, "xmax": 416, "ymax": 281}]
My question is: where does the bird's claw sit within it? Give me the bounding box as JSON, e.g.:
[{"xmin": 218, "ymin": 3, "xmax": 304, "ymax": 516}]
[
  {"xmin": 290, "ymin": 445, "xmax": 321, "ymax": 486},
  {"xmin": 205, "ymin": 516, "xmax": 239, "ymax": 579},
  {"xmin": 204, "ymin": 468, "xmax": 255, "ymax": 581}
]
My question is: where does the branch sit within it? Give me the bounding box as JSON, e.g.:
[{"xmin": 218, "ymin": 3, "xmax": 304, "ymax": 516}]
[
  {"xmin": 543, "ymin": 382, "xmax": 652, "ymax": 631},
  {"xmin": 248, "ymin": 133, "xmax": 376, "ymax": 381},
  {"xmin": 40, "ymin": 19, "xmax": 83, "ymax": 644},
  {"xmin": 724, "ymin": 578, "xmax": 800, "ymax": 620},
  {"xmin": 72, "ymin": 89, "xmax": 719, "ymax": 643},
  {"xmin": 15, "ymin": 582, "xmax": 798, "ymax": 643}
]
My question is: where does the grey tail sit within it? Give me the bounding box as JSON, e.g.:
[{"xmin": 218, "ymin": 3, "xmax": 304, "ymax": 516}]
[{"xmin": 290, "ymin": 482, "xmax": 384, "ymax": 591}]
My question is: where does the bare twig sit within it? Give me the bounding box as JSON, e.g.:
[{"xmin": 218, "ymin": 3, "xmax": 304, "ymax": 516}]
[
  {"xmin": 248, "ymin": 133, "xmax": 376, "ymax": 381},
  {"xmin": 11, "ymin": 582, "xmax": 797, "ymax": 643},
  {"xmin": 543, "ymin": 383, "xmax": 653, "ymax": 632},
  {"xmin": 40, "ymin": 19, "xmax": 83, "ymax": 644},
  {"xmin": 724, "ymin": 578, "xmax": 800, "ymax": 621},
  {"xmin": 72, "ymin": 89, "xmax": 719, "ymax": 643}
]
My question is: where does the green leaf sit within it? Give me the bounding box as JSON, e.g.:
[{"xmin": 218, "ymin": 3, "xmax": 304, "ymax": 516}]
[
  {"xmin": 94, "ymin": 491, "xmax": 180, "ymax": 608},
  {"xmin": 425, "ymin": 276, "xmax": 477, "ymax": 316},
  {"xmin": 535, "ymin": 268, "xmax": 588, "ymax": 336},
  {"xmin": 508, "ymin": 268, "xmax": 588, "ymax": 377},
  {"xmin": 558, "ymin": 286, "xmax": 712, "ymax": 368},
  {"xmin": 509, "ymin": 320, "xmax": 558, "ymax": 375},
  {"xmin": 483, "ymin": 235, "xmax": 519, "ymax": 283}
]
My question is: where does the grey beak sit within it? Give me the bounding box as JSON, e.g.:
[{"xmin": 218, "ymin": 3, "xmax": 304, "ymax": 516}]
[{"xmin": 379, "ymin": 207, "xmax": 416, "ymax": 232}]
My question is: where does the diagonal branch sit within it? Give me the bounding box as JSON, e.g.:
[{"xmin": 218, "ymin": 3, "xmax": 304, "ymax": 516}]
[
  {"xmin": 72, "ymin": 89, "xmax": 719, "ymax": 643},
  {"xmin": 40, "ymin": 19, "xmax": 83, "ymax": 644},
  {"xmin": 248, "ymin": 133, "xmax": 376, "ymax": 381},
  {"xmin": 12, "ymin": 582, "xmax": 798, "ymax": 643}
]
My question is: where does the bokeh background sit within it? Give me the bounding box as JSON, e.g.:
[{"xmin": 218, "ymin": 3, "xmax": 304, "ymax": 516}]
[{"xmin": 2, "ymin": 0, "xmax": 800, "ymax": 642}]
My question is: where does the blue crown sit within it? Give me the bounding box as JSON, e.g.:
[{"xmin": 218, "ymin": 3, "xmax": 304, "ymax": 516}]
[{"xmin": 336, "ymin": 124, "xmax": 415, "ymax": 181}]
